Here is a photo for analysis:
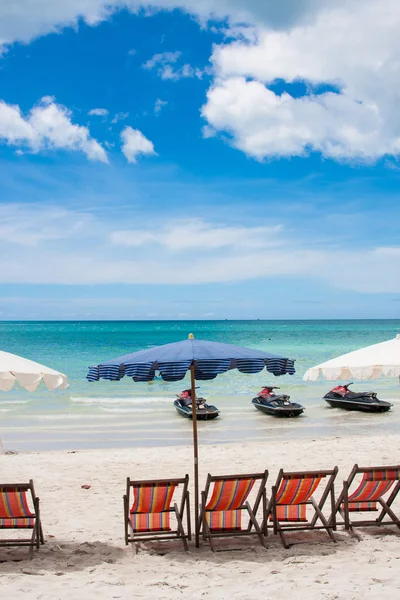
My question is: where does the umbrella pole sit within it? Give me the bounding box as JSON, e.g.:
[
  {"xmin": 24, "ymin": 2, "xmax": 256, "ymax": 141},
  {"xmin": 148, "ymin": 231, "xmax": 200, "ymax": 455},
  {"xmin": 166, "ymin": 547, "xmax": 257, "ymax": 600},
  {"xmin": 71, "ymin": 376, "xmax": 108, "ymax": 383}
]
[{"xmin": 190, "ymin": 362, "xmax": 200, "ymax": 548}]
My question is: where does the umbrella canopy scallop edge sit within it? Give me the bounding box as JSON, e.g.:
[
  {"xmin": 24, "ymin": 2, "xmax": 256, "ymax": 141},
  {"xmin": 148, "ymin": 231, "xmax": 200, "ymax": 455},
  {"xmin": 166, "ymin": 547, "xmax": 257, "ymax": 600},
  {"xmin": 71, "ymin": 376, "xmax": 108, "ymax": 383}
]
[
  {"xmin": 0, "ymin": 350, "xmax": 69, "ymax": 392},
  {"xmin": 87, "ymin": 338, "xmax": 295, "ymax": 383},
  {"xmin": 303, "ymin": 334, "xmax": 400, "ymax": 381}
]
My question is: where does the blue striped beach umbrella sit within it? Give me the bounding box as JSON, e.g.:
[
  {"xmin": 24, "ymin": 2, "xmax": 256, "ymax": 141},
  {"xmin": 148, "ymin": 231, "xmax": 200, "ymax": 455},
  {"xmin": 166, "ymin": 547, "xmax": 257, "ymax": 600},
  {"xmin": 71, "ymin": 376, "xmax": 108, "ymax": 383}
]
[{"xmin": 87, "ymin": 334, "xmax": 295, "ymax": 546}]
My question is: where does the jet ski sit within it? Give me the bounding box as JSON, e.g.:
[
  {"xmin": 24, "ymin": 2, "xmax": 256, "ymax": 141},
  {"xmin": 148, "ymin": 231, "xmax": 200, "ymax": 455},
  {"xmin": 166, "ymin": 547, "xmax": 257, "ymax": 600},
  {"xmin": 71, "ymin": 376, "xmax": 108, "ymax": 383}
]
[
  {"xmin": 174, "ymin": 388, "xmax": 220, "ymax": 420},
  {"xmin": 252, "ymin": 387, "xmax": 304, "ymax": 417},
  {"xmin": 323, "ymin": 383, "xmax": 392, "ymax": 413}
]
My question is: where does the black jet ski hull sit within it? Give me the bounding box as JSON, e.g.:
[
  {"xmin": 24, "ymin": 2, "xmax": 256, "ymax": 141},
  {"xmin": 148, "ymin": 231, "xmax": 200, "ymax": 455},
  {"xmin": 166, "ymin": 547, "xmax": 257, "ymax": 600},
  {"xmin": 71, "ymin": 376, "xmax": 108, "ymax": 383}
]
[
  {"xmin": 252, "ymin": 398, "xmax": 304, "ymax": 417},
  {"xmin": 174, "ymin": 400, "xmax": 220, "ymax": 420},
  {"xmin": 324, "ymin": 397, "xmax": 392, "ymax": 413}
]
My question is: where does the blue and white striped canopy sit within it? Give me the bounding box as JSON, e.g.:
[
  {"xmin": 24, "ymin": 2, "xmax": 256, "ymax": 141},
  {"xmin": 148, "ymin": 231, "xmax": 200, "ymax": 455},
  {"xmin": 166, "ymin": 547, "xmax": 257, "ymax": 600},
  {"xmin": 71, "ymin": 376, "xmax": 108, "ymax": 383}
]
[{"xmin": 87, "ymin": 338, "xmax": 295, "ymax": 383}]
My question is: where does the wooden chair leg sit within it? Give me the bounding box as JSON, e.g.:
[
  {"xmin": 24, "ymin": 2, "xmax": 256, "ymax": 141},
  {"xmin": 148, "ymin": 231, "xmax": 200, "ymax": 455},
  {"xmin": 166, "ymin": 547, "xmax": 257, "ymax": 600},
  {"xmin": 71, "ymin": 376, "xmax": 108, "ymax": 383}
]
[
  {"xmin": 36, "ymin": 521, "xmax": 40, "ymax": 550},
  {"xmin": 343, "ymin": 482, "xmax": 354, "ymax": 531},
  {"xmin": 39, "ymin": 522, "xmax": 44, "ymax": 545},
  {"xmin": 276, "ymin": 522, "xmax": 289, "ymax": 549},
  {"xmin": 202, "ymin": 519, "xmax": 215, "ymax": 552},
  {"xmin": 329, "ymin": 491, "xmax": 344, "ymax": 529},
  {"xmin": 245, "ymin": 502, "xmax": 267, "ymax": 549},
  {"xmin": 123, "ymin": 495, "xmax": 129, "ymax": 545},
  {"xmin": 186, "ymin": 494, "xmax": 192, "ymax": 541},
  {"xmin": 174, "ymin": 504, "xmax": 188, "ymax": 552},
  {"xmin": 35, "ymin": 498, "xmax": 41, "ymax": 549},
  {"xmin": 29, "ymin": 529, "xmax": 35, "ymax": 559},
  {"xmin": 378, "ymin": 498, "xmax": 400, "ymax": 529},
  {"xmin": 263, "ymin": 498, "xmax": 273, "ymax": 537},
  {"xmin": 202, "ymin": 504, "xmax": 207, "ymax": 542},
  {"xmin": 311, "ymin": 499, "xmax": 337, "ymax": 543},
  {"xmin": 263, "ymin": 493, "xmax": 269, "ymax": 537},
  {"xmin": 376, "ymin": 482, "xmax": 400, "ymax": 527}
]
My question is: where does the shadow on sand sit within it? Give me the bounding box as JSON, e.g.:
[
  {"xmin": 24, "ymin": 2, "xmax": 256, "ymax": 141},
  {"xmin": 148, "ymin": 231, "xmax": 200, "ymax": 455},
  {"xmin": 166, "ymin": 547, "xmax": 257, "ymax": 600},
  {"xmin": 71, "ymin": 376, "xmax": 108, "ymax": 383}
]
[
  {"xmin": 0, "ymin": 540, "xmax": 127, "ymax": 572},
  {"xmin": 132, "ymin": 529, "xmax": 358, "ymax": 563}
]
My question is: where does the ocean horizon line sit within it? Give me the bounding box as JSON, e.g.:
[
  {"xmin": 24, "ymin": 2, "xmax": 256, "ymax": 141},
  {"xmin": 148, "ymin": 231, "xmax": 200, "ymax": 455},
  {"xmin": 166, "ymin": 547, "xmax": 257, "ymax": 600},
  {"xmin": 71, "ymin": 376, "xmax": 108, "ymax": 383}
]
[{"xmin": 1, "ymin": 318, "xmax": 400, "ymax": 323}]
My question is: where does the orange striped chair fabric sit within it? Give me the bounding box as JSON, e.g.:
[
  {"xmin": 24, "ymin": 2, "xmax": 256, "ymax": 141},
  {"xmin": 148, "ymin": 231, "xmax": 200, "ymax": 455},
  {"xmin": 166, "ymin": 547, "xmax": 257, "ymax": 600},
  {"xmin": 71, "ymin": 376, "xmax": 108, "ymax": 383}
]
[
  {"xmin": 130, "ymin": 483, "xmax": 177, "ymax": 532},
  {"xmin": 344, "ymin": 469, "xmax": 400, "ymax": 512},
  {"xmin": 205, "ymin": 478, "xmax": 256, "ymax": 531},
  {"xmin": 0, "ymin": 486, "xmax": 35, "ymax": 529},
  {"xmin": 273, "ymin": 474, "xmax": 325, "ymax": 522}
]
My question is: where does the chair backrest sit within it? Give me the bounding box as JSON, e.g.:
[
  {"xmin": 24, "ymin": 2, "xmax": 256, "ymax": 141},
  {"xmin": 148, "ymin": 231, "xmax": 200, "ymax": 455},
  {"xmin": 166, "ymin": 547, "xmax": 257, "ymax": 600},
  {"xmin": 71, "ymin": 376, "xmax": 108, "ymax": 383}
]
[
  {"xmin": 0, "ymin": 482, "xmax": 36, "ymax": 518},
  {"xmin": 345, "ymin": 465, "xmax": 400, "ymax": 511},
  {"xmin": 204, "ymin": 472, "xmax": 268, "ymax": 512},
  {"xmin": 203, "ymin": 472, "xmax": 268, "ymax": 532},
  {"xmin": 127, "ymin": 475, "xmax": 188, "ymax": 514},
  {"xmin": 273, "ymin": 468, "xmax": 337, "ymax": 523},
  {"xmin": 276, "ymin": 472, "xmax": 327, "ymax": 505}
]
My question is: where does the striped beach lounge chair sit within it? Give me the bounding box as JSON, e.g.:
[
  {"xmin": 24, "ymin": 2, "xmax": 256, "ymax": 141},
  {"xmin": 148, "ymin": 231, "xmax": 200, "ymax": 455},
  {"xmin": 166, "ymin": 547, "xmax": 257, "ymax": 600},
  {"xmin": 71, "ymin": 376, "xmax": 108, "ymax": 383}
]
[
  {"xmin": 266, "ymin": 467, "xmax": 338, "ymax": 548},
  {"xmin": 333, "ymin": 464, "xmax": 400, "ymax": 532},
  {"xmin": 199, "ymin": 471, "xmax": 268, "ymax": 551},
  {"xmin": 0, "ymin": 480, "xmax": 44, "ymax": 558},
  {"xmin": 123, "ymin": 475, "xmax": 191, "ymax": 551}
]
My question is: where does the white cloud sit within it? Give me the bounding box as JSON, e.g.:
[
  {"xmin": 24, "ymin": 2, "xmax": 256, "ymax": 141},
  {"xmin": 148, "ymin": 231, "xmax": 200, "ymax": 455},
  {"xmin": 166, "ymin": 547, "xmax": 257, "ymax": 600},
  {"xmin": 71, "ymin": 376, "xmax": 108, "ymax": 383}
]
[
  {"xmin": 143, "ymin": 50, "xmax": 206, "ymax": 81},
  {"xmin": 0, "ymin": 1, "xmax": 341, "ymax": 52},
  {"xmin": 120, "ymin": 126, "xmax": 156, "ymax": 163},
  {"xmin": 2, "ymin": 1, "xmax": 400, "ymax": 164},
  {"xmin": 111, "ymin": 219, "xmax": 283, "ymax": 251},
  {"xmin": 322, "ymin": 247, "xmax": 400, "ymax": 295},
  {"xmin": 2, "ymin": 2, "xmax": 398, "ymax": 162},
  {"xmin": 111, "ymin": 111, "xmax": 129, "ymax": 124},
  {"xmin": 143, "ymin": 51, "xmax": 181, "ymax": 70},
  {"xmin": 0, "ymin": 203, "xmax": 93, "ymax": 246},
  {"xmin": 0, "ymin": 97, "xmax": 108, "ymax": 162},
  {"xmin": 88, "ymin": 108, "xmax": 109, "ymax": 116},
  {"xmin": 154, "ymin": 99, "xmax": 168, "ymax": 115},
  {"xmin": 202, "ymin": 77, "xmax": 397, "ymax": 161},
  {"xmin": 203, "ymin": 1, "xmax": 400, "ymax": 161},
  {"xmin": 1, "ymin": 203, "xmax": 400, "ymax": 293}
]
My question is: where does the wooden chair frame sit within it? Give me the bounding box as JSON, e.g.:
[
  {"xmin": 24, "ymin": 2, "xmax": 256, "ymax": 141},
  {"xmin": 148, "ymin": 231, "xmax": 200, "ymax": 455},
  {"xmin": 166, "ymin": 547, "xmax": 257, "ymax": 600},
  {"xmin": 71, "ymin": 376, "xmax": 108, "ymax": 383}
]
[
  {"xmin": 123, "ymin": 474, "xmax": 191, "ymax": 552},
  {"xmin": 199, "ymin": 471, "xmax": 268, "ymax": 552},
  {"xmin": 0, "ymin": 480, "xmax": 44, "ymax": 559},
  {"xmin": 265, "ymin": 467, "xmax": 338, "ymax": 548},
  {"xmin": 332, "ymin": 464, "xmax": 400, "ymax": 532}
]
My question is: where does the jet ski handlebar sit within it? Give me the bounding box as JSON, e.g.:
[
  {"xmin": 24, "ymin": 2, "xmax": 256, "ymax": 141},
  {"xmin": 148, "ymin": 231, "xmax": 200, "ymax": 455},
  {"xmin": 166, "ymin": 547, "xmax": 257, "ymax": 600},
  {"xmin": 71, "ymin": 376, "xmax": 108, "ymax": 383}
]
[{"xmin": 262, "ymin": 386, "xmax": 280, "ymax": 390}]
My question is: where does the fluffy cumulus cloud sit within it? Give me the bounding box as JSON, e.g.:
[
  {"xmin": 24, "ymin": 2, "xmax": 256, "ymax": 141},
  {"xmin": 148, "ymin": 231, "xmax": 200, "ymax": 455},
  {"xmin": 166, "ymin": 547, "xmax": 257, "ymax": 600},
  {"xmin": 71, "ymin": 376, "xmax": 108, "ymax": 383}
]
[
  {"xmin": 120, "ymin": 126, "xmax": 156, "ymax": 163},
  {"xmin": 203, "ymin": 0, "xmax": 400, "ymax": 161},
  {"xmin": 202, "ymin": 78, "xmax": 400, "ymax": 161},
  {"xmin": 2, "ymin": 1, "xmax": 400, "ymax": 163},
  {"xmin": 0, "ymin": 1, "xmax": 332, "ymax": 50},
  {"xmin": 0, "ymin": 97, "xmax": 108, "ymax": 161}
]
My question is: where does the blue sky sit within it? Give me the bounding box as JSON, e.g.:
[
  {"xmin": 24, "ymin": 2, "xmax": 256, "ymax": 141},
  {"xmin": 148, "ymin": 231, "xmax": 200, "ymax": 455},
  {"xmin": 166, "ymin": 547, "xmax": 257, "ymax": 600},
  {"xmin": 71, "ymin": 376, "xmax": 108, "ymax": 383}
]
[{"xmin": 1, "ymin": 1, "xmax": 400, "ymax": 319}]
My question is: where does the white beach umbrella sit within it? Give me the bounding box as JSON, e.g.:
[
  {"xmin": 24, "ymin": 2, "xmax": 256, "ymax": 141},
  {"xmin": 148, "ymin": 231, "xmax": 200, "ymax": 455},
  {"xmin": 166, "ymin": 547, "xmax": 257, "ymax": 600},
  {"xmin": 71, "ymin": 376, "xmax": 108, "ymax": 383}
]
[
  {"xmin": 0, "ymin": 350, "xmax": 69, "ymax": 392},
  {"xmin": 303, "ymin": 334, "xmax": 400, "ymax": 381}
]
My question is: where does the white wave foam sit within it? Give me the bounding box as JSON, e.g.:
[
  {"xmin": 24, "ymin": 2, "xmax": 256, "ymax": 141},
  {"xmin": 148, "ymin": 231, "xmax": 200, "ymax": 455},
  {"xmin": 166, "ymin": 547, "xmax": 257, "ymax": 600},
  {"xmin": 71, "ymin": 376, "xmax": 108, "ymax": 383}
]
[
  {"xmin": 0, "ymin": 400, "xmax": 29, "ymax": 405},
  {"xmin": 71, "ymin": 396, "xmax": 174, "ymax": 405},
  {"xmin": 99, "ymin": 407, "xmax": 170, "ymax": 414},
  {"xmin": 32, "ymin": 413, "xmax": 108, "ymax": 421},
  {"xmin": 0, "ymin": 408, "xmax": 11, "ymax": 413}
]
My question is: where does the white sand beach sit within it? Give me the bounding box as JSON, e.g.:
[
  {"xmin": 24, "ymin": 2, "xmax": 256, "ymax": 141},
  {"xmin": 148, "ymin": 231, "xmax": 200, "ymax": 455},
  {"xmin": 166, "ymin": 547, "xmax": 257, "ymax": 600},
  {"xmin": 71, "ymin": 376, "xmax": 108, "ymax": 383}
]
[{"xmin": 1, "ymin": 433, "xmax": 400, "ymax": 599}]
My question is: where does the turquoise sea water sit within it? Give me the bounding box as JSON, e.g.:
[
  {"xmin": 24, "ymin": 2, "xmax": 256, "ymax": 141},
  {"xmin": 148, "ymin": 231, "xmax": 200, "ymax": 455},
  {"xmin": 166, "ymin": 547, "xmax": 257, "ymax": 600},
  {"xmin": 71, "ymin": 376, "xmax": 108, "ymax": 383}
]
[{"xmin": 1, "ymin": 320, "xmax": 400, "ymax": 451}]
